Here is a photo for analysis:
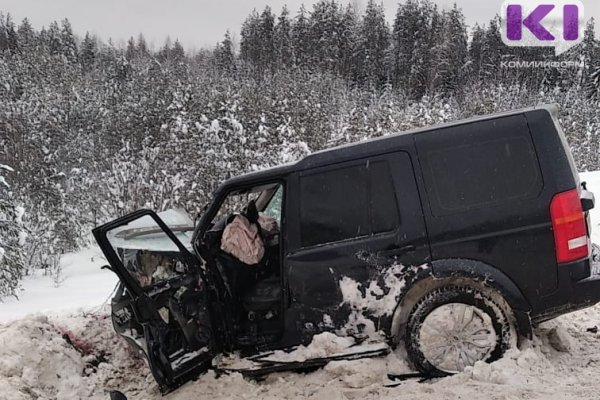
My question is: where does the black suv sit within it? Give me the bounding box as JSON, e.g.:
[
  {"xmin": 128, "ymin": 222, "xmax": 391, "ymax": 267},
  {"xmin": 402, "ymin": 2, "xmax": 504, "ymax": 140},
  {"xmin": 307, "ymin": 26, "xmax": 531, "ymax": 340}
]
[{"xmin": 94, "ymin": 104, "xmax": 599, "ymax": 394}]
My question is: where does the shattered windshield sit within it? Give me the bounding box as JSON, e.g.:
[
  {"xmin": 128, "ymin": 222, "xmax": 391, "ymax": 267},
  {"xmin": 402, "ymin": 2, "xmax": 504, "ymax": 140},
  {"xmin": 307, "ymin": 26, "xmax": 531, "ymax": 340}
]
[{"xmin": 106, "ymin": 210, "xmax": 195, "ymax": 287}]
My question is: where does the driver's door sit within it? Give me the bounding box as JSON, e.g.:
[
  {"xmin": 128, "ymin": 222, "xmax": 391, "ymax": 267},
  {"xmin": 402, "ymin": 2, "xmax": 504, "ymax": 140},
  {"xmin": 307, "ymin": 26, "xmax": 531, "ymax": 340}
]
[{"xmin": 93, "ymin": 209, "xmax": 215, "ymax": 394}]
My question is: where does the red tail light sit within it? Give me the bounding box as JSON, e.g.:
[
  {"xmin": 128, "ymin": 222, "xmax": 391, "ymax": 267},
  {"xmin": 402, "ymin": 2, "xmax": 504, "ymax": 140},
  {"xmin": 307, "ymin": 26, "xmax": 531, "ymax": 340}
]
[{"xmin": 550, "ymin": 189, "xmax": 589, "ymax": 264}]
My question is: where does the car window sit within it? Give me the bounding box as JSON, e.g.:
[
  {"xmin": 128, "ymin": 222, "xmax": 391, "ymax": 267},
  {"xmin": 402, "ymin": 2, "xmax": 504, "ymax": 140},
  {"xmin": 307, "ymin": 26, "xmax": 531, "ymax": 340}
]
[
  {"xmin": 416, "ymin": 115, "xmax": 543, "ymax": 216},
  {"xmin": 299, "ymin": 160, "xmax": 399, "ymax": 248},
  {"xmin": 213, "ymin": 192, "xmax": 259, "ymax": 223},
  {"xmin": 370, "ymin": 161, "xmax": 400, "ymax": 233},
  {"xmin": 300, "ymin": 165, "xmax": 369, "ymax": 247},
  {"xmin": 263, "ymin": 186, "xmax": 283, "ymax": 224}
]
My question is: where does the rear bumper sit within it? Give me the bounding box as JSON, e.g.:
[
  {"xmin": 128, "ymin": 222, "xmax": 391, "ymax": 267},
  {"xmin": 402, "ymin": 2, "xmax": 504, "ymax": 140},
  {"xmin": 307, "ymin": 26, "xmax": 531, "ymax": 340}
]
[{"xmin": 532, "ymin": 255, "xmax": 600, "ymax": 322}]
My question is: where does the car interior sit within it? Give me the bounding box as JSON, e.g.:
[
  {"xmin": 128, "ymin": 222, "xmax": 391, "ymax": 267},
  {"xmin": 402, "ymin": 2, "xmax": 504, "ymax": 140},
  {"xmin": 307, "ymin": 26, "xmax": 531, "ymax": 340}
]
[{"xmin": 202, "ymin": 183, "xmax": 284, "ymax": 345}]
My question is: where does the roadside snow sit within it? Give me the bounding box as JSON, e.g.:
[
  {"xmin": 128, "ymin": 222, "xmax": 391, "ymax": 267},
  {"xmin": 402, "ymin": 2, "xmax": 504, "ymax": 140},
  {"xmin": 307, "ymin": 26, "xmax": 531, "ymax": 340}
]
[
  {"xmin": 3, "ymin": 172, "xmax": 600, "ymax": 398},
  {"xmin": 0, "ymin": 247, "xmax": 118, "ymax": 322},
  {"xmin": 2, "ymin": 309, "xmax": 600, "ymax": 399}
]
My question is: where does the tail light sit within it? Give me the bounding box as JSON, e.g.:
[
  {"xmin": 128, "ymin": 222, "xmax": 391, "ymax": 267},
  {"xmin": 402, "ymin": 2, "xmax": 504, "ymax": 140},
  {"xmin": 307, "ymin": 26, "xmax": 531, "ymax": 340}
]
[{"xmin": 550, "ymin": 189, "xmax": 589, "ymax": 264}]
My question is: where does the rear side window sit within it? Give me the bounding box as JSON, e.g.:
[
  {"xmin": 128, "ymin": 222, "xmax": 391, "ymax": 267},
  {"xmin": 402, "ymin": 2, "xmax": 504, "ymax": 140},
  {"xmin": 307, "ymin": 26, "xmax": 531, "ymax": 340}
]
[
  {"xmin": 299, "ymin": 160, "xmax": 399, "ymax": 247},
  {"xmin": 370, "ymin": 162, "xmax": 400, "ymax": 233},
  {"xmin": 416, "ymin": 115, "xmax": 543, "ymax": 216}
]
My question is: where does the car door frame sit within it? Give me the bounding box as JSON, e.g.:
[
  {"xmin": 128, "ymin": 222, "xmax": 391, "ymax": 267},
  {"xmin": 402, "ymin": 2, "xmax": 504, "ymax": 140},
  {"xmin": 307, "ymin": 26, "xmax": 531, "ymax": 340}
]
[
  {"xmin": 93, "ymin": 209, "xmax": 216, "ymax": 394},
  {"xmin": 193, "ymin": 178, "xmax": 290, "ymax": 344}
]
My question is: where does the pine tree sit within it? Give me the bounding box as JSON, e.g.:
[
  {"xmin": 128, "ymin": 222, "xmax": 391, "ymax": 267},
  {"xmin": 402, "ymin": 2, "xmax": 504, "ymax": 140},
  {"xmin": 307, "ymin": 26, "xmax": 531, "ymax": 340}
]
[
  {"xmin": 479, "ymin": 17, "xmax": 504, "ymax": 80},
  {"xmin": 356, "ymin": 0, "xmax": 390, "ymax": 86},
  {"xmin": 125, "ymin": 36, "xmax": 136, "ymax": 60},
  {"xmin": 308, "ymin": 0, "xmax": 342, "ymax": 73},
  {"xmin": 338, "ymin": 4, "xmax": 359, "ymax": 79},
  {"xmin": 259, "ymin": 7, "xmax": 276, "ymax": 71},
  {"xmin": 215, "ymin": 30, "xmax": 235, "ymax": 72},
  {"xmin": 391, "ymin": 0, "xmax": 439, "ymax": 95},
  {"xmin": 17, "ymin": 18, "xmax": 35, "ymax": 49},
  {"xmin": 80, "ymin": 32, "xmax": 97, "ymax": 71},
  {"xmin": 171, "ymin": 39, "xmax": 185, "ymax": 61},
  {"xmin": 0, "ymin": 12, "xmax": 7, "ymax": 51},
  {"xmin": 432, "ymin": 5, "xmax": 468, "ymax": 93},
  {"xmin": 1, "ymin": 14, "xmax": 19, "ymax": 55},
  {"xmin": 292, "ymin": 5, "xmax": 311, "ymax": 68},
  {"xmin": 275, "ymin": 6, "xmax": 294, "ymax": 69},
  {"xmin": 46, "ymin": 21, "xmax": 62, "ymax": 56},
  {"xmin": 158, "ymin": 37, "xmax": 173, "ymax": 60},
  {"xmin": 581, "ymin": 19, "xmax": 599, "ymax": 85},
  {"xmin": 468, "ymin": 24, "xmax": 485, "ymax": 81},
  {"xmin": 137, "ymin": 33, "xmax": 149, "ymax": 56},
  {"xmin": 60, "ymin": 19, "xmax": 78, "ymax": 62},
  {"xmin": 240, "ymin": 10, "xmax": 261, "ymax": 66}
]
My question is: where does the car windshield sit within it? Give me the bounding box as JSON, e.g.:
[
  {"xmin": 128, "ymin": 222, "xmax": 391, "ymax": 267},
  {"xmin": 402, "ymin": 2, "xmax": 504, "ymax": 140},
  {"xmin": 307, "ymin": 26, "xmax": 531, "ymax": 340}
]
[{"xmin": 106, "ymin": 210, "xmax": 195, "ymax": 287}]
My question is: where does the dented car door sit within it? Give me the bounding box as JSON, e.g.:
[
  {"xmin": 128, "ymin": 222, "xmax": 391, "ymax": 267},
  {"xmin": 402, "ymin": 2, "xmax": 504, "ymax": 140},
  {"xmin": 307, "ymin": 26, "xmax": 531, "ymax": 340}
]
[
  {"xmin": 284, "ymin": 152, "xmax": 430, "ymax": 339},
  {"xmin": 93, "ymin": 209, "xmax": 216, "ymax": 394}
]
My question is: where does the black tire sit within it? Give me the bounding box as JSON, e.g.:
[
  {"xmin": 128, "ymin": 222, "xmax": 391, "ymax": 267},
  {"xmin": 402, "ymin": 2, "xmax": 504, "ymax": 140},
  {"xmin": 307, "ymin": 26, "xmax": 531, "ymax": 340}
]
[{"xmin": 405, "ymin": 285, "xmax": 513, "ymax": 376}]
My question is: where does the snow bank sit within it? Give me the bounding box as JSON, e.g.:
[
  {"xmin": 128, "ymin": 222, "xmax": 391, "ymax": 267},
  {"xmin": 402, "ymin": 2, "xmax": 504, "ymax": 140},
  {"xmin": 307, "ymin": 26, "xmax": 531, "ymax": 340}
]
[
  {"xmin": 3, "ymin": 308, "xmax": 600, "ymax": 400},
  {"xmin": 0, "ymin": 312, "xmax": 150, "ymax": 400}
]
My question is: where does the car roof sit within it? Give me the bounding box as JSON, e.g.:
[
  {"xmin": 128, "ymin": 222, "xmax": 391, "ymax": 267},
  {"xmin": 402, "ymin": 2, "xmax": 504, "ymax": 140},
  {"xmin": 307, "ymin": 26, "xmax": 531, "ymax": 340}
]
[{"xmin": 221, "ymin": 104, "xmax": 557, "ymax": 189}]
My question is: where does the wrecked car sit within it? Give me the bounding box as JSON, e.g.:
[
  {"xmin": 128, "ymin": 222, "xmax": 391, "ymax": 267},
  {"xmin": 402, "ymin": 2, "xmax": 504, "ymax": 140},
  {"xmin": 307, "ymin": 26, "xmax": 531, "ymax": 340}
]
[{"xmin": 94, "ymin": 104, "xmax": 600, "ymax": 394}]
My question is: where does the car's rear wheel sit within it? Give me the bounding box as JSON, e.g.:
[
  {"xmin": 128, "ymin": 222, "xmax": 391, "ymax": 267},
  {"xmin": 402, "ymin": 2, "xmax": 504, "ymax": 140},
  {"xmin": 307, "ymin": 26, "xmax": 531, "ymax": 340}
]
[{"xmin": 405, "ymin": 285, "xmax": 514, "ymax": 375}]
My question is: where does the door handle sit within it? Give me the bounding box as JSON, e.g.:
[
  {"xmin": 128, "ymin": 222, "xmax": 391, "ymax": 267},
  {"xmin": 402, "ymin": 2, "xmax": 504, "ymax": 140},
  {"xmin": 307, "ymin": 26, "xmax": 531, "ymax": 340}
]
[
  {"xmin": 378, "ymin": 245, "xmax": 416, "ymax": 258},
  {"xmin": 356, "ymin": 246, "xmax": 416, "ymax": 263}
]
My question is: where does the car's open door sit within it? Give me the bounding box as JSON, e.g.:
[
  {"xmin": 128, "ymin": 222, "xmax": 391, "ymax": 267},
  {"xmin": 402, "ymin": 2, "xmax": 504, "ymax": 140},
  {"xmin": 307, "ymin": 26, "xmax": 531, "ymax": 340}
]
[{"xmin": 93, "ymin": 209, "xmax": 215, "ymax": 394}]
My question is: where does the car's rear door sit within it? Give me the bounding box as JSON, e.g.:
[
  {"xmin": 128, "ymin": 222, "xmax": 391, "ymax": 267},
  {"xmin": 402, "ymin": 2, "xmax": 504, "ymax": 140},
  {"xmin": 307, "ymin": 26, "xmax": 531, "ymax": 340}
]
[
  {"xmin": 283, "ymin": 152, "xmax": 430, "ymax": 339},
  {"xmin": 93, "ymin": 209, "xmax": 215, "ymax": 394}
]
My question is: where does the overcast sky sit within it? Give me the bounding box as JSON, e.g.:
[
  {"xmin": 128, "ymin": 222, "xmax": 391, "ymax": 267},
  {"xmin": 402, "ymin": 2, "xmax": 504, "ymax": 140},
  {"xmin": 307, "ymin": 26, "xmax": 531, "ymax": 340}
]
[{"xmin": 0, "ymin": 0, "xmax": 598, "ymax": 51}]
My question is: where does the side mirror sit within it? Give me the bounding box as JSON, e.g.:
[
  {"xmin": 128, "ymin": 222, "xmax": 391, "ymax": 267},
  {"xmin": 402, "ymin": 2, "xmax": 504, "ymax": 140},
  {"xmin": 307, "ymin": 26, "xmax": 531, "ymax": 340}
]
[{"xmin": 109, "ymin": 391, "xmax": 127, "ymax": 400}]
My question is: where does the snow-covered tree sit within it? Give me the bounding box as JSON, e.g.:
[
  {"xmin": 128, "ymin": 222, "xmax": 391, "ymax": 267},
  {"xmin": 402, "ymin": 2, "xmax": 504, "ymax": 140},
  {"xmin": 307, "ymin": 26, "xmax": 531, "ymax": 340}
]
[
  {"xmin": 0, "ymin": 164, "xmax": 26, "ymax": 298},
  {"xmin": 356, "ymin": 0, "xmax": 390, "ymax": 86},
  {"xmin": 275, "ymin": 7, "xmax": 294, "ymax": 69},
  {"xmin": 214, "ymin": 31, "xmax": 235, "ymax": 72}
]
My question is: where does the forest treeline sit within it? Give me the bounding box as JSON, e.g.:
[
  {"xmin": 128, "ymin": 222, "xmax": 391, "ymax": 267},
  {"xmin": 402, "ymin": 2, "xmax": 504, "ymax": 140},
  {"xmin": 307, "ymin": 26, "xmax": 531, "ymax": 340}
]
[{"xmin": 0, "ymin": 0, "xmax": 600, "ymax": 297}]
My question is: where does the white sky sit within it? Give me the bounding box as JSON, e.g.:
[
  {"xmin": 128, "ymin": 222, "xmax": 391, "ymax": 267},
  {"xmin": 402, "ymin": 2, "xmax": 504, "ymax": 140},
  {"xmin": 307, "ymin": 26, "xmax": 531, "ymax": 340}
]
[{"xmin": 0, "ymin": 0, "xmax": 598, "ymax": 51}]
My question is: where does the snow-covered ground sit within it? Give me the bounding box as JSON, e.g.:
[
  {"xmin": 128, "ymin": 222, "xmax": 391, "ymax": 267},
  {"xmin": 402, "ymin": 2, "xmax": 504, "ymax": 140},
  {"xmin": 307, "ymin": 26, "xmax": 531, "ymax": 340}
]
[
  {"xmin": 2, "ymin": 172, "xmax": 600, "ymax": 399},
  {"xmin": 0, "ymin": 247, "xmax": 118, "ymax": 322}
]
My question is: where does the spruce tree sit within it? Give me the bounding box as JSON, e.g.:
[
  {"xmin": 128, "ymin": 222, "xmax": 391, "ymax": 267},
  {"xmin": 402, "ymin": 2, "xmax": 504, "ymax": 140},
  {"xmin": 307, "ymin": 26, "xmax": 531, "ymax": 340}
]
[
  {"xmin": 357, "ymin": 0, "xmax": 390, "ymax": 86},
  {"xmin": 125, "ymin": 36, "xmax": 136, "ymax": 60},
  {"xmin": 240, "ymin": 10, "xmax": 261, "ymax": 66},
  {"xmin": 60, "ymin": 19, "xmax": 78, "ymax": 62},
  {"xmin": 275, "ymin": 6, "xmax": 294, "ymax": 69},
  {"xmin": 259, "ymin": 7, "xmax": 276, "ymax": 72},
  {"xmin": 308, "ymin": 0, "xmax": 342, "ymax": 73},
  {"xmin": 338, "ymin": 4, "xmax": 359, "ymax": 79},
  {"xmin": 292, "ymin": 5, "xmax": 311, "ymax": 68},
  {"xmin": 215, "ymin": 30, "xmax": 235, "ymax": 72},
  {"xmin": 433, "ymin": 4, "xmax": 468, "ymax": 93},
  {"xmin": 468, "ymin": 24, "xmax": 485, "ymax": 81},
  {"xmin": 80, "ymin": 32, "xmax": 97, "ymax": 71}
]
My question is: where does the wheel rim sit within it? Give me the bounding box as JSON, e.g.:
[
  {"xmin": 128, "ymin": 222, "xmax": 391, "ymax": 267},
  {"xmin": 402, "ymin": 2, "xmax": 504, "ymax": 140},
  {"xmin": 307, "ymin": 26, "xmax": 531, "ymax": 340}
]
[{"xmin": 418, "ymin": 303, "xmax": 497, "ymax": 373}]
